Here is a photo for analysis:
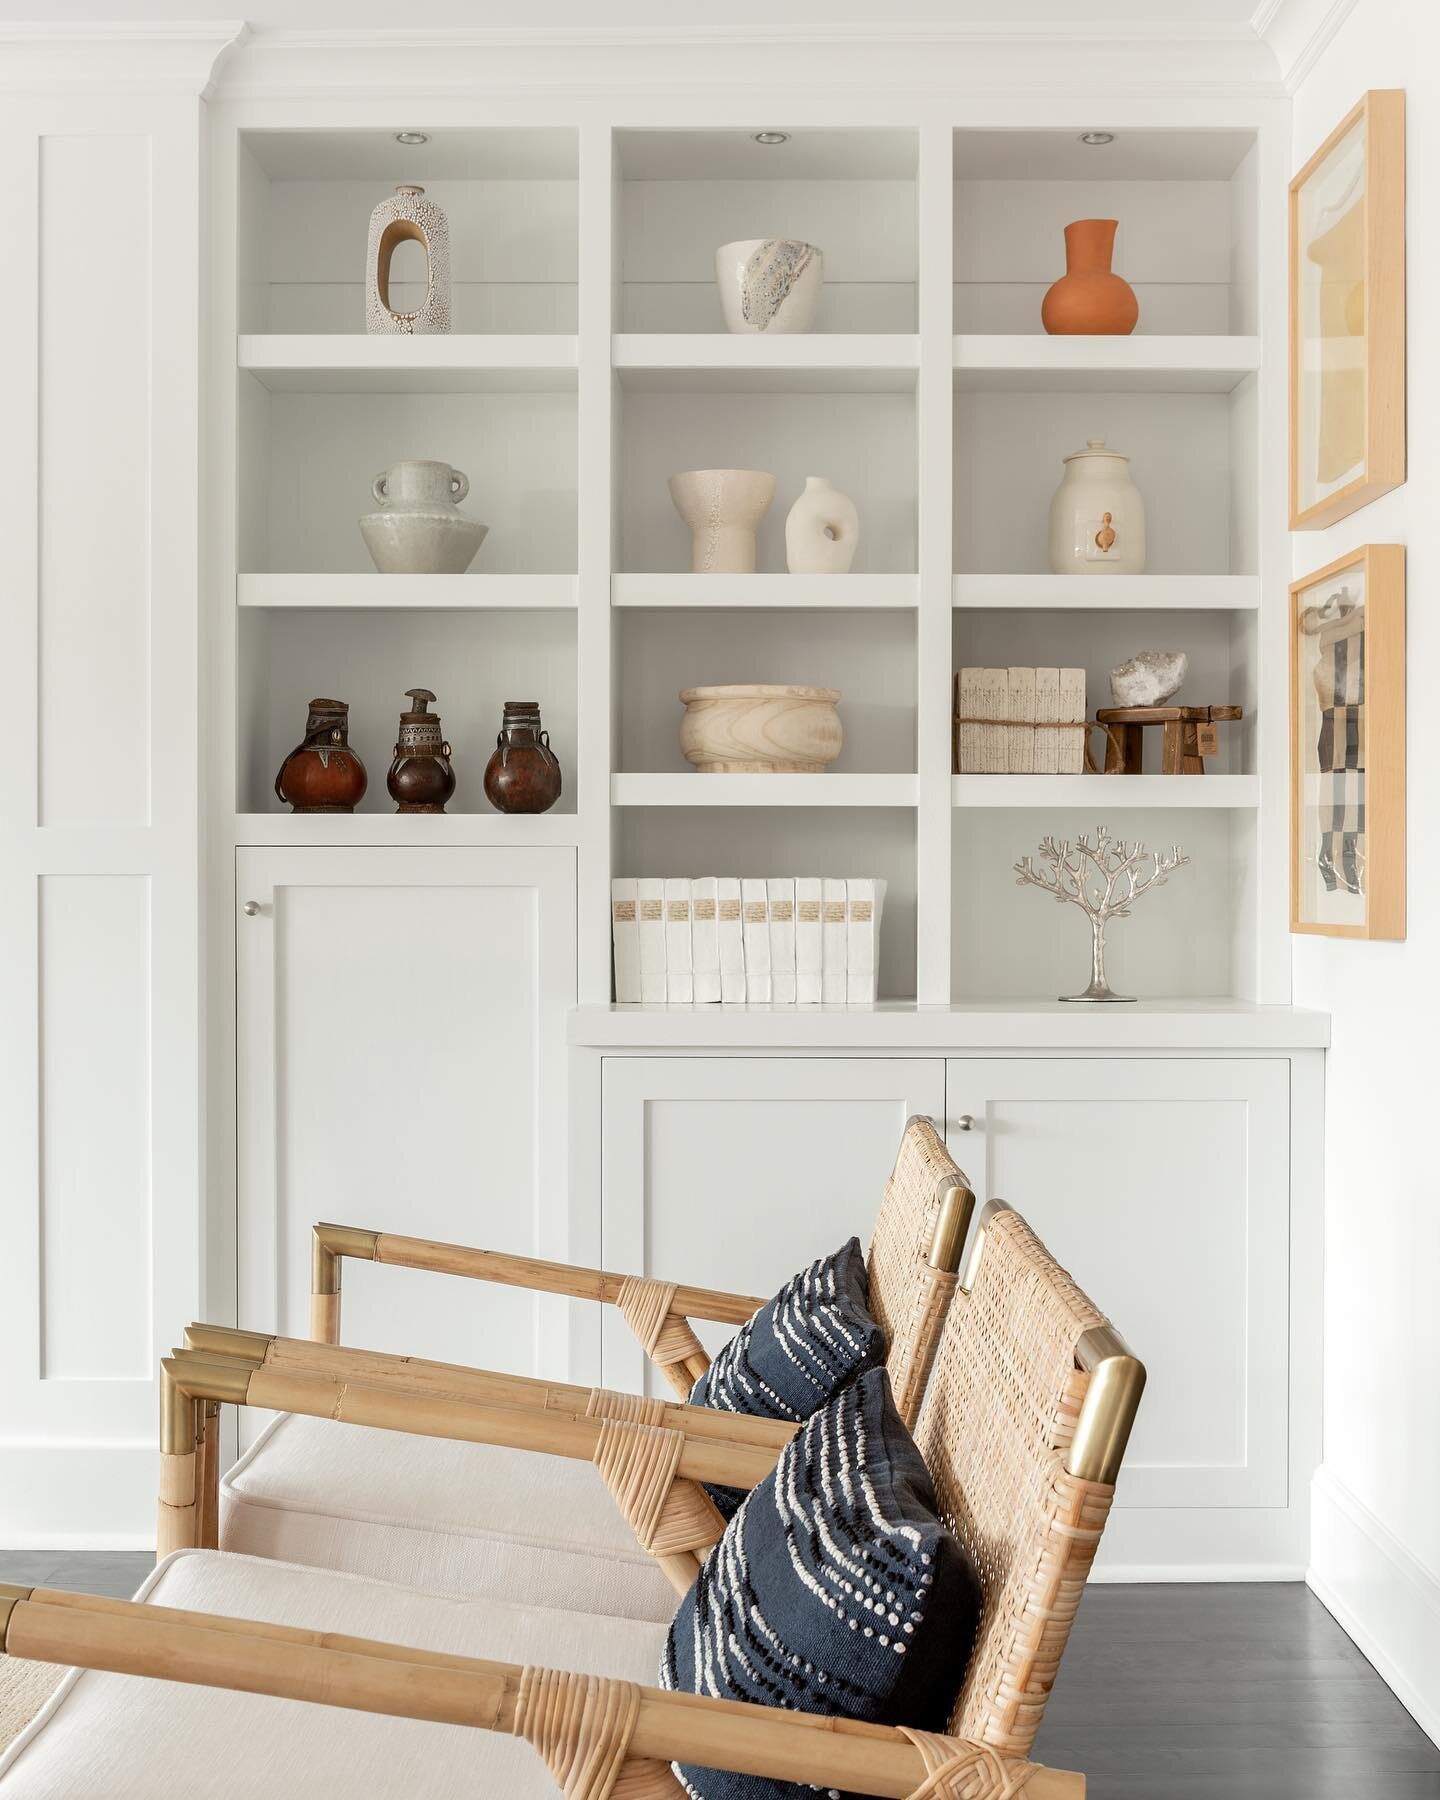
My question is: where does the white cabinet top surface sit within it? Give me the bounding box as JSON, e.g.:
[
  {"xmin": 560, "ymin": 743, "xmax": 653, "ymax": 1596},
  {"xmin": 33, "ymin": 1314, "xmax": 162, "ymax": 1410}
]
[{"xmin": 568, "ymin": 999, "xmax": 1331, "ymax": 1050}]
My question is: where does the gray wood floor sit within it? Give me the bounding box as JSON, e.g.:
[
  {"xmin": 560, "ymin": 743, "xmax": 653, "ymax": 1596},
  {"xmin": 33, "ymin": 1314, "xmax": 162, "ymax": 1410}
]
[{"xmin": 2, "ymin": 1558, "xmax": 1436, "ymax": 1796}]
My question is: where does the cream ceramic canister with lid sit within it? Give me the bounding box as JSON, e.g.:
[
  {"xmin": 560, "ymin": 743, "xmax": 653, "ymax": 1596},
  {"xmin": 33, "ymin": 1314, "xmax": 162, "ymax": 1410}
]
[{"xmin": 1048, "ymin": 438, "xmax": 1147, "ymax": 575}]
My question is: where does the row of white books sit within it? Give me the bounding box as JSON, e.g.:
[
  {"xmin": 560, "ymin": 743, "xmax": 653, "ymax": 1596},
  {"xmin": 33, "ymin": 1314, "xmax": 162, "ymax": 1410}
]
[
  {"xmin": 612, "ymin": 877, "xmax": 886, "ymax": 1004},
  {"xmin": 954, "ymin": 667, "xmax": 1088, "ymax": 774}
]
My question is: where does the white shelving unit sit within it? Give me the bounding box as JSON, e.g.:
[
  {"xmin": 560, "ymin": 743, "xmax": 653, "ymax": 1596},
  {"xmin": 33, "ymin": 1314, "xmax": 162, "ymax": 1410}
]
[{"xmin": 214, "ymin": 111, "xmax": 1288, "ymax": 1010}]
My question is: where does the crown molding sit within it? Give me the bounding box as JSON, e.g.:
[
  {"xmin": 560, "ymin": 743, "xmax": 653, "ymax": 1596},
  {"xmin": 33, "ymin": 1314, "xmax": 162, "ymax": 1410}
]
[
  {"xmin": 1256, "ymin": 0, "xmax": 1359, "ymax": 92},
  {"xmin": 214, "ymin": 24, "xmax": 1283, "ymax": 101},
  {"xmin": 0, "ymin": 21, "xmax": 249, "ymax": 96}
]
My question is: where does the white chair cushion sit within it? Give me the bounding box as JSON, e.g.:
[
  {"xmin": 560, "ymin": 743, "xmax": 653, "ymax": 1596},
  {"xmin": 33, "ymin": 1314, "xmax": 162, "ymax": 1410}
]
[
  {"xmin": 0, "ymin": 1549, "xmax": 670, "ymax": 1798},
  {"xmin": 220, "ymin": 1413, "xmax": 681, "ymax": 1623}
]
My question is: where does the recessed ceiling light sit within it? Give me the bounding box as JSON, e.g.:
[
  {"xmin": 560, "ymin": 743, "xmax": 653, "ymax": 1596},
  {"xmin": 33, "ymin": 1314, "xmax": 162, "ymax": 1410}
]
[
  {"xmin": 394, "ymin": 131, "xmax": 429, "ymax": 147},
  {"xmin": 752, "ymin": 131, "xmax": 790, "ymax": 147},
  {"xmin": 1079, "ymin": 131, "xmax": 1115, "ymax": 147}
]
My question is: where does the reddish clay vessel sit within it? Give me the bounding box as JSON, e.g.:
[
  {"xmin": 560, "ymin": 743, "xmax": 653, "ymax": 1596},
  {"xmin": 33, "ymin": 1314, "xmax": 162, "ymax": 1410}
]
[
  {"xmin": 386, "ymin": 687, "xmax": 456, "ymax": 813},
  {"xmin": 274, "ymin": 698, "xmax": 368, "ymax": 813},
  {"xmin": 483, "ymin": 700, "xmax": 562, "ymax": 815},
  {"xmin": 1041, "ymin": 219, "xmax": 1138, "ymax": 336}
]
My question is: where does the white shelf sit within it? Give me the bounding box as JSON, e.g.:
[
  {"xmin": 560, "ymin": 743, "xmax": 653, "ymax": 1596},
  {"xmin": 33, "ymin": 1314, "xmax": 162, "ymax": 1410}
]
[
  {"xmin": 233, "ymin": 812, "xmax": 582, "ymax": 847},
  {"xmin": 613, "ymin": 333, "xmax": 918, "ymax": 393},
  {"xmin": 612, "ymin": 773, "xmax": 918, "ymax": 807},
  {"xmin": 612, "ymin": 574, "xmax": 917, "ymax": 609},
  {"xmin": 952, "ymin": 574, "xmax": 1259, "ymax": 611},
  {"xmin": 952, "ymin": 775, "xmax": 1259, "ymax": 809},
  {"xmin": 567, "ymin": 1000, "xmax": 1331, "ymax": 1052},
  {"xmin": 952, "ymin": 334, "xmax": 1262, "ymax": 393},
  {"xmin": 238, "ymin": 334, "xmax": 578, "ymax": 393},
  {"xmin": 238, "ymin": 574, "xmax": 578, "ymax": 610}
]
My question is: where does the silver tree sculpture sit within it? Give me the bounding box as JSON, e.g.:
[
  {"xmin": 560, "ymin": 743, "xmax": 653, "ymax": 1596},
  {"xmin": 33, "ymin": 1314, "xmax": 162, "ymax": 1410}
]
[{"xmin": 1014, "ymin": 826, "xmax": 1190, "ymax": 1003}]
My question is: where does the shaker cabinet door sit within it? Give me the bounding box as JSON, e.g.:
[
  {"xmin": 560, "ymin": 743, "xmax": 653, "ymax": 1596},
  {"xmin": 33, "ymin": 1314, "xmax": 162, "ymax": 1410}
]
[
  {"xmin": 944, "ymin": 1057, "xmax": 1290, "ymax": 1512},
  {"xmin": 599, "ymin": 1057, "xmax": 945, "ymax": 1395},
  {"xmin": 236, "ymin": 847, "xmax": 575, "ymax": 1392}
]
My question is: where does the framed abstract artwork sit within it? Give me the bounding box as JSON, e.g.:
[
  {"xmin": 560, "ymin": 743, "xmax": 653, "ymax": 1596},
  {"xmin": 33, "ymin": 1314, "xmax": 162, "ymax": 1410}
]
[
  {"xmin": 1290, "ymin": 545, "xmax": 1405, "ymax": 940},
  {"xmin": 1289, "ymin": 89, "xmax": 1405, "ymax": 531}
]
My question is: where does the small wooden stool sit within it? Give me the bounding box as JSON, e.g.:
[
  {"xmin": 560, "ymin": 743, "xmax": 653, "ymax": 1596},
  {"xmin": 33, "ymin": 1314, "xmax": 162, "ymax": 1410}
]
[{"xmin": 1093, "ymin": 704, "xmax": 1242, "ymax": 775}]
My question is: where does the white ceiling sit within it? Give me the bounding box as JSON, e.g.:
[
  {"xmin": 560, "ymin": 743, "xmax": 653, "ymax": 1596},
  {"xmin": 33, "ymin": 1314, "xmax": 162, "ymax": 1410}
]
[{"xmin": 0, "ymin": 0, "xmax": 1269, "ymax": 29}]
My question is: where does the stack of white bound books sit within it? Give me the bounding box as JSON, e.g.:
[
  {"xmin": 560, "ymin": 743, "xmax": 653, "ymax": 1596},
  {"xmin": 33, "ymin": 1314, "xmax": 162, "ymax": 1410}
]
[{"xmin": 611, "ymin": 877, "xmax": 887, "ymax": 1004}]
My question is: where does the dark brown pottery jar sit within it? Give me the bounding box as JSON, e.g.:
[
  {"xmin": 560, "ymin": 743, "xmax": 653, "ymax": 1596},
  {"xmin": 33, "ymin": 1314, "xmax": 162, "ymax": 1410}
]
[
  {"xmin": 483, "ymin": 700, "xmax": 562, "ymax": 814},
  {"xmin": 387, "ymin": 687, "xmax": 456, "ymax": 814},
  {"xmin": 274, "ymin": 698, "xmax": 368, "ymax": 813}
]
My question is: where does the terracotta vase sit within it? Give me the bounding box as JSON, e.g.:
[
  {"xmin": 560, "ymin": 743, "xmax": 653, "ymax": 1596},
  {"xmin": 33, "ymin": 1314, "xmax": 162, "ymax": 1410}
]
[
  {"xmin": 1041, "ymin": 220, "xmax": 1138, "ymax": 337},
  {"xmin": 274, "ymin": 699, "xmax": 368, "ymax": 813},
  {"xmin": 483, "ymin": 701, "xmax": 562, "ymax": 814},
  {"xmin": 386, "ymin": 688, "xmax": 456, "ymax": 814}
]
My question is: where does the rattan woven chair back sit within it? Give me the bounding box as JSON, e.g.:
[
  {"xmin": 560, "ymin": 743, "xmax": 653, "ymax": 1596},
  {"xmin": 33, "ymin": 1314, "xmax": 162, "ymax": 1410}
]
[
  {"xmin": 868, "ymin": 1115, "xmax": 975, "ymax": 1428},
  {"xmin": 914, "ymin": 1200, "xmax": 1145, "ymax": 1759}
]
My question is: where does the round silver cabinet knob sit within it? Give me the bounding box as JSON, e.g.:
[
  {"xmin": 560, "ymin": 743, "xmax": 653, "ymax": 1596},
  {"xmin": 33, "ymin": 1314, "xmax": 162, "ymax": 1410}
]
[
  {"xmin": 242, "ymin": 900, "xmax": 261, "ymax": 917},
  {"xmin": 954, "ymin": 1113, "xmax": 975, "ymax": 1132}
]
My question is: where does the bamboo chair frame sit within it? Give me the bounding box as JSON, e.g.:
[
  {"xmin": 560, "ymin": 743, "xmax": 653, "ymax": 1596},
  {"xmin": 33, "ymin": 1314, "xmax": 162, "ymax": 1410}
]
[
  {"xmin": 305, "ymin": 1114, "xmax": 973, "ymax": 1419},
  {"xmin": 3, "ymin": 1191, "xmax": 1138, "ymax": 1800}
]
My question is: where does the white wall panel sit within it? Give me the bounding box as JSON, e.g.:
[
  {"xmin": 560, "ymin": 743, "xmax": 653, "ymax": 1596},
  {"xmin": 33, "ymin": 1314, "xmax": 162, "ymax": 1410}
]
[
  {"xmin": 39, "ymin": 874, "xmax": 151, "ymax": 1381},
  {"xmin": 38, "ymin": 134, "xmax": 152, "ymax": 829}
]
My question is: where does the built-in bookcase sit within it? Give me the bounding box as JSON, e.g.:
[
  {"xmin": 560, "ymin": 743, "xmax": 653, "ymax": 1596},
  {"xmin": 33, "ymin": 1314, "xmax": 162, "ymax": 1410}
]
[{"xmin": 217, "ymin": 110, "xmax": 1287, "ymax": 1008}]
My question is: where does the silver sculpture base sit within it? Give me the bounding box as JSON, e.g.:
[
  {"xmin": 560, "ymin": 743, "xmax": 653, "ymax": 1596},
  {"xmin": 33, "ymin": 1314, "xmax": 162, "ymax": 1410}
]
[{"xmin": 1059, "ymin": 986, "xmax": 1136, "ymax": 1004}]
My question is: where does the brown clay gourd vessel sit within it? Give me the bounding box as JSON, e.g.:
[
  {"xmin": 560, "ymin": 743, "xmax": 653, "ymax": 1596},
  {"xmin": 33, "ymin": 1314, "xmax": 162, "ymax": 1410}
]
[
  {"xmin": 274, "ymin": 698, "xmax": 368, "ymax": 813},
  {"xmin": 483, "ymin": 700, "xmax": 562, "ymax": 814},
  {"xmin": 386, "ymin": 687, "xmax": 456, "ymax": 814},
  {"xmin": 1041, "ymin": 219, "xmax": 1138, "ymax": 336}
]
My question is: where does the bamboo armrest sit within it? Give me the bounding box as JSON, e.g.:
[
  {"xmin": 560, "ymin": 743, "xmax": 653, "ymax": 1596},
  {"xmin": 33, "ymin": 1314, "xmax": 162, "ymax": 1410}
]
[
  {"xmin": 160, "ymin": 1344, "xmax": 787, "ymax": 1593},
  {"xmin": 0, "ymin": 1585, "xmax": 1083, "ymax": 1799},
  {"xmin": 181, "ymin": 1323, "xmax": 796, "ymax": 1455},
  {"xmin": 312, "ymin": 1222, "xmax": 764, "ymax": 1324}
]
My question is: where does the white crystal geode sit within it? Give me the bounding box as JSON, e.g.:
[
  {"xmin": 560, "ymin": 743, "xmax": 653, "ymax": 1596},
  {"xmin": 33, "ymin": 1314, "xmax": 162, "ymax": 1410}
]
[{"xmin": 1110, "ymin": 649, "xmax": 1189, "ymax": 707}]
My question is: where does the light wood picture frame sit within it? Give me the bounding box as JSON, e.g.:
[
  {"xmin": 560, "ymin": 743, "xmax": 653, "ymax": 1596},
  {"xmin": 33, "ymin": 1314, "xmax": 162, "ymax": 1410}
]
[
  {"xmin": 1289, "ymin": 544, "xmax": 1405, "ymax": 940},
  {"xmin": 1289, "ymin": 89, "xmax": 1405, "ymax": 531}
]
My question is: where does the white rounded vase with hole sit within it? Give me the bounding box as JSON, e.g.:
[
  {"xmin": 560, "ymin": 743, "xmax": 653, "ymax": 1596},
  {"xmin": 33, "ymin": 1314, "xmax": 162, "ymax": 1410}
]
[
  {"xmin": 365, "ymin": 184, "xmax": 451, "ymax": 336},
  {"xmin": 785, "ymin": 476, "xmax": 859, "ymax": 574}
]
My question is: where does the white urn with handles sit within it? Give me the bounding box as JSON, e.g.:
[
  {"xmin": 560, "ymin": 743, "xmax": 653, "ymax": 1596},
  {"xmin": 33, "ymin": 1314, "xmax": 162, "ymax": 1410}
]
[
  {"xmin": 359, "ymin": 460, "xmax": 488, "ymax": 574},
  {"xmin": 1048, "ymin": 439, "xmax": 1146, "ymax": 575},
  {"xmin": 785, "ymin": 476, "xmax": 859, "ymax": 574}
]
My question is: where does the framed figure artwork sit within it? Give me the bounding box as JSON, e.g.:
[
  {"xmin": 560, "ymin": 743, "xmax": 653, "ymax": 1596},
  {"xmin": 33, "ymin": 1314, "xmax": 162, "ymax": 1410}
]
[
  {"xmin": 1289, "ymin": 88, "xmax": 1405, "ymax": 531},
  {"xmin": 1290, "ymin": 545, "xmax": 1405, "ymax": 940}
]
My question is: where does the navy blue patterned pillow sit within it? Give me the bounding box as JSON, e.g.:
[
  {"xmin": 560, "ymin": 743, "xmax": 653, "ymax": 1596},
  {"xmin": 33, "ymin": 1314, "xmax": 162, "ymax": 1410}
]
[
  {"xmin": 661, "ymin": 1367, "xmax": 980, "ymax": 1800},
  {"xmin": 690, "ymin": 1238, "xmax": 884, "ymax": 1517}
]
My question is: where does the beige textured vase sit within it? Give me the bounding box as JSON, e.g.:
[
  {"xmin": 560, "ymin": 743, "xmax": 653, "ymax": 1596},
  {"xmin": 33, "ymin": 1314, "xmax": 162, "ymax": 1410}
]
[
  {"xmin": 679, "ymin": 684, "xmax": 843, "ymax": 774},
  {"xmin": 785, "ymin": 476, "xmax": 859, "ymax": 574},
  {"xmin": 667, "ymin": 469, "xmax": 775, "ymax": 573}
]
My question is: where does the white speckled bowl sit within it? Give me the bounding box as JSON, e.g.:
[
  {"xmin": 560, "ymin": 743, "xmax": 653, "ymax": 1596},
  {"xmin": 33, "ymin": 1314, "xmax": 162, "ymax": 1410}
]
[{"xmin": 715, "ymin": 239, "xmax": 824, "ymax": 335}]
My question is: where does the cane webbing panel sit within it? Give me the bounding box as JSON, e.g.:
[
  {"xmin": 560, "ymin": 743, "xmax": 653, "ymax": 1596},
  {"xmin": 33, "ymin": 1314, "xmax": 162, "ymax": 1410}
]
[
  {"xmin": 591, "ymin": 1418, "xmax": 725, "ymax": 1558},
  {"xmin": 899, "ymin": 1728, "xmax": 1039, "ymax": 1799},
  {"xmin": 514, "ymin": 1668, "xmax": 682, "ymax": 1799},
  {"xmin": 915, "ymin": 1208, "xmax": 1114, "ymax": 1757},
  {"xmin": 869, "ymin": 1117, "xmax": 969, "ymax": 1427},
  {"xmin": 616, "ymin": 1277, "xmax": 707, "ymax": 1370}
]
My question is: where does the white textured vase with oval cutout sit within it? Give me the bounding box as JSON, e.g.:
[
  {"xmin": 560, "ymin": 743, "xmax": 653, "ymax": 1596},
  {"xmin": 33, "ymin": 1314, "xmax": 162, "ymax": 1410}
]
[
  {"xmin": 785, "ymin": 476, "xmax": 859, "ymax": 574},
  {"xmin": 667, "ymin": 469, "xmax": 775, "ymax": 573},
  {"xmin": 366, "ymin": 184, "xmax": 451, "ymax": 336},
  {"xmin": 715, "ymin": 239, "xmax": 823, "ymax": 334},
  {"xmin": 679, "ymin": 684, "xmax": 843, "ymax": 774}
]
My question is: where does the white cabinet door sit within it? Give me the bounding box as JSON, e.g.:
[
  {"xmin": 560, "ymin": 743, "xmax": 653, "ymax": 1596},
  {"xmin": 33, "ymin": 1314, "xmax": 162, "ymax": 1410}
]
[
  {"xmin": 944, "ymin": 1057, "xmax": 1290, "ymax": 1512},
  {"xmin": 0, "ymin": 97, "xmax": 204, "ymax": 1541},
  {"xmin": 237, "ymin": 847, "xmax": 574, "ymax": 1385},
  {"xmin": 600, "ymin": 1057, "xmax": 945, "ymax": 1393}
]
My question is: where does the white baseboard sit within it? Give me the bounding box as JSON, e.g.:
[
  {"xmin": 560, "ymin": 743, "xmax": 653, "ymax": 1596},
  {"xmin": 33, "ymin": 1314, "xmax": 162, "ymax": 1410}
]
[
  {"xmin": 0, "ymin": 1532, "xmax": 154, "ymax": 1552},
  {"xmin": 1093, "ymin": 1563, "xmax": 1305, "ymax": 1584},
  {"xmin": 1308, "ymin": 1465, "xmax": 1440, "ymax": 1749}
]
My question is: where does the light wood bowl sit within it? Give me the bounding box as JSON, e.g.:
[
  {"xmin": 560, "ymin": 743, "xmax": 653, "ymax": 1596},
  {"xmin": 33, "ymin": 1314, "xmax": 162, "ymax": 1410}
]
[{"xmin": 678, "ymin": 683, "xmax": 843, "ymax": 773}]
